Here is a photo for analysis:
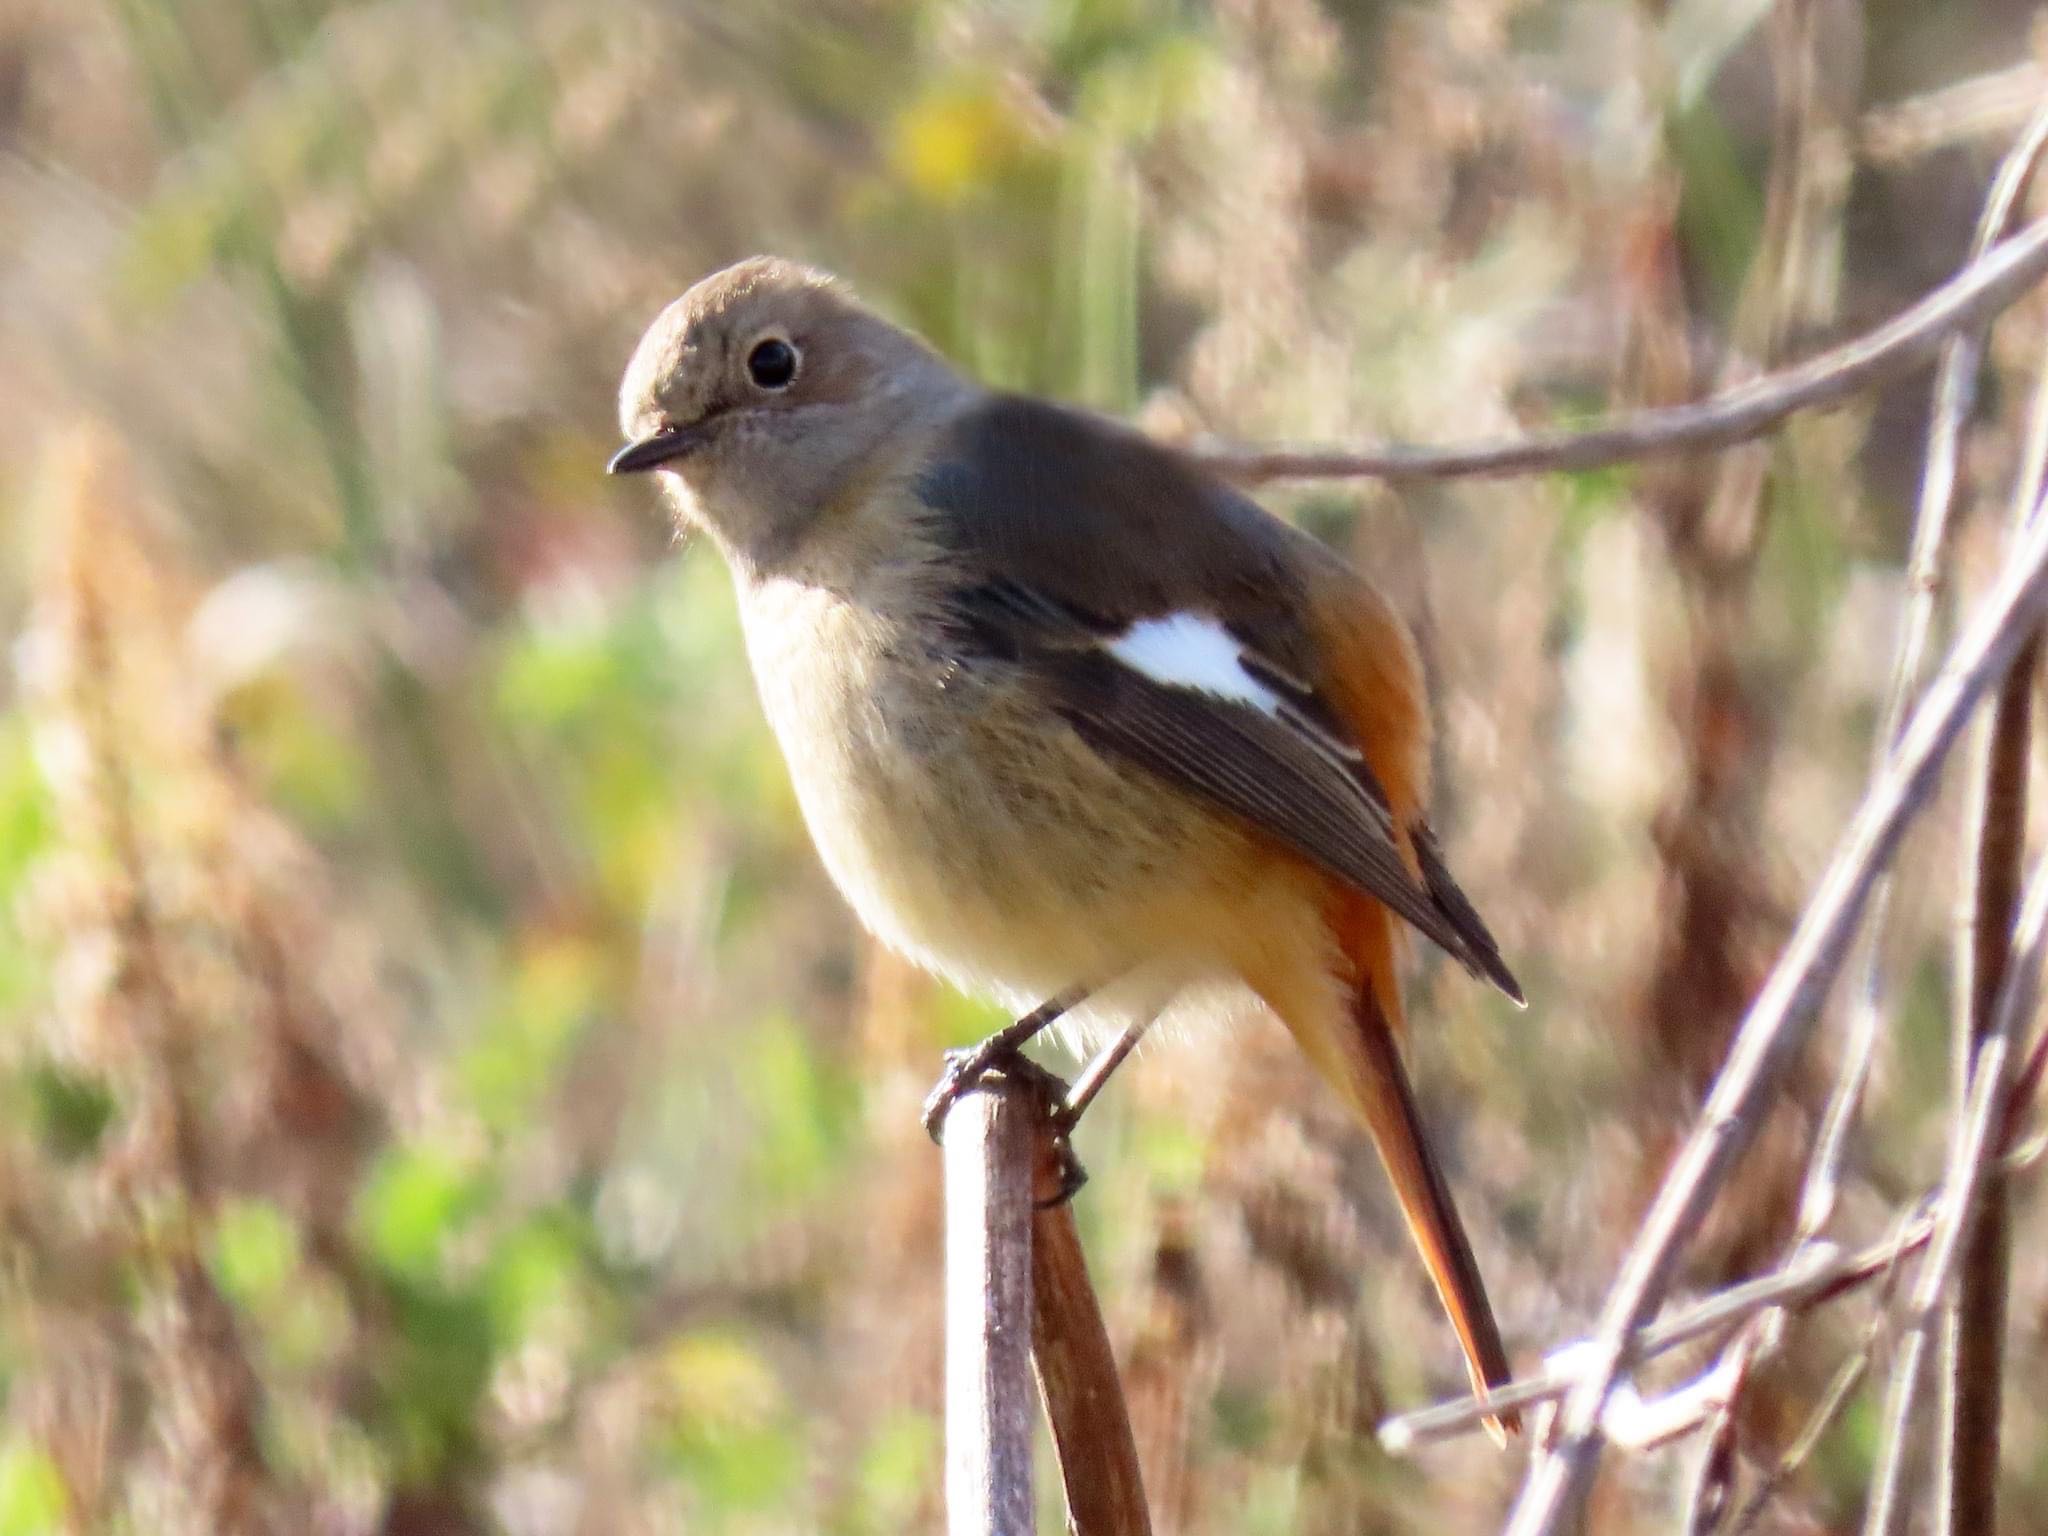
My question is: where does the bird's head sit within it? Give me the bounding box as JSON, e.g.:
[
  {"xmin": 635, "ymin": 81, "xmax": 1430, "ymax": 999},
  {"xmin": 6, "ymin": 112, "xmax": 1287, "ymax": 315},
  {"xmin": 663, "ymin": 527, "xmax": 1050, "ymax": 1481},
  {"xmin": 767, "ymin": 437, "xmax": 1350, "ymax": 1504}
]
[{"xmin": 611, "ymin": 257, "xmax": 963, "ymax": 569}]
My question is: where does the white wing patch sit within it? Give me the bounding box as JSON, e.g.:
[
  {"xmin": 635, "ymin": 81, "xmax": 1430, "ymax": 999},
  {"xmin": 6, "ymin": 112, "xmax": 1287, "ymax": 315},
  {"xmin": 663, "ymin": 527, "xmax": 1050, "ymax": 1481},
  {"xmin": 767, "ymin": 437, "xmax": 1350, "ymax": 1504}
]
[{"xmin": 1104, "ymin": 612, "xmax": 1283, "ymax": 716}]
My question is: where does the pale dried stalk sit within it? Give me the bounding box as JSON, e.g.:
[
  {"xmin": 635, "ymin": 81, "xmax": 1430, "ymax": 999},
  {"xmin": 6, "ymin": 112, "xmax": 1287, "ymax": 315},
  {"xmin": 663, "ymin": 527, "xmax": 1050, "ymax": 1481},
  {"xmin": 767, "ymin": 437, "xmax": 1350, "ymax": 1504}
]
[
  {"xmin": 1859, "ymin": 62, "xmax": 2048, "ymax": 165},
  {"xmin": 941, "ymin": 1075, "xmax": 1153, "ymax": 1536},
  {"xmin": 1500, "ymin": 495, "xmax": 2048, "ymax": 1536},
  {"xmin": 1939, "ymin": 177, "xmax": 2048, "ymax": 1536},
  {"xmin": 943, "ymin": 1080, "xmax": 1039, "ymax": 1536},
  {"xmin": 1380, "ymin": 1216, "xmax": 1932, "ymax": 1452},
  {"xmin": 1196, "ymin": 216, "xmax": 2048, "ymax": 484},
  {"xmin": 1863, "ymin": 859, "xmax": 2048, "ymax": 1536},
  {"xmin": 1812, "ymin": 100, "xmax": 2048, "ymax": 1247}
]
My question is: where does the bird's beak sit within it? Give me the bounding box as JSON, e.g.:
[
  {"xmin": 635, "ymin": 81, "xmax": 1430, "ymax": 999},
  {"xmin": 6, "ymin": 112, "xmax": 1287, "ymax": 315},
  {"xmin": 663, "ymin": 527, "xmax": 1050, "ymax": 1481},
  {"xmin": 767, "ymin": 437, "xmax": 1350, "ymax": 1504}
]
[{"xmin": 607, "ymin": 422, "xmax": 710, "ymax": 475}]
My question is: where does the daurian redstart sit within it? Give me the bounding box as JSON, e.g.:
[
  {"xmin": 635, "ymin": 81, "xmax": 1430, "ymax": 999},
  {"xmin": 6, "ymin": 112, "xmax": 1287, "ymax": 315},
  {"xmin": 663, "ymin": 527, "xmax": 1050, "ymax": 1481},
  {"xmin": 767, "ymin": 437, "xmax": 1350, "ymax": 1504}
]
[{"xmin": 610, "ymin": 257, "xmax": 1524, "ymax": 1417}]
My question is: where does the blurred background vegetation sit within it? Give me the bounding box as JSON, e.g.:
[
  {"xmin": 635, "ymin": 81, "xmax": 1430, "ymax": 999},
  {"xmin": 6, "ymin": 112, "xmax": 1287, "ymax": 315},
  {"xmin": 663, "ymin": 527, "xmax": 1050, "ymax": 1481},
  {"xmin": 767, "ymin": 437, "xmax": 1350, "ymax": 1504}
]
[{"xmin": 3, "ymin": 0, "xmax": 2047, "ymax": 1531}]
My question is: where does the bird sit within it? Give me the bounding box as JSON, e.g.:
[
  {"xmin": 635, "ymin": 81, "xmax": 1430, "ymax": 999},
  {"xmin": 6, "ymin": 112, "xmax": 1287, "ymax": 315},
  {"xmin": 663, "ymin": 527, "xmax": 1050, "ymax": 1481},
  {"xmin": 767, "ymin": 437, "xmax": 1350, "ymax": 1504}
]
[{"xmin": 609, "ymin": 255, "xmax": 1525, "ymax": 1422}]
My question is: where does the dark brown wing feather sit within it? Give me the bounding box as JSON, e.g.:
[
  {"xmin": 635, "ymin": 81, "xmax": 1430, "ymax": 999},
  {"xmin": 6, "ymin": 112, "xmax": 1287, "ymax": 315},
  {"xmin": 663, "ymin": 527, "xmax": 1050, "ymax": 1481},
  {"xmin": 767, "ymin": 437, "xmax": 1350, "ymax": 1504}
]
[
  {"xmin": 920, "ymin": 394, "xmax": 1520, "ymax": 1002},
  {"xmin": 1413, "ymin": 823, "xmax": 1520, "ymax": 1001}
]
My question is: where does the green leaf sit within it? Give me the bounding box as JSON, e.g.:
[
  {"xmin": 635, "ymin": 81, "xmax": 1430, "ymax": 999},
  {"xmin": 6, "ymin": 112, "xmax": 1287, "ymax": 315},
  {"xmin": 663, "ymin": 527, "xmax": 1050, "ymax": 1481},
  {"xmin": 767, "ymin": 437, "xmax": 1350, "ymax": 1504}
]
[
  {"xmin": 483, "ymin": 1214, "xmax": 585, "ymax": 1345},
  {"xmin": 221, "ymin": 676, "xmax": 366, "ymax": 828},
  {"xmin": 358, "ymin": 1146, "xmax": 487, "ymax": 1282},
  {"xmin": 0, "ymin": 723, "xmax": 53, "ymax": 894},
  {"xmin": 211, "ymin": 1197, "xmax": 301, "ymax": 1308},
  {"xmin": 377, "ymin": 1283, "xmax": 494, "ymax": 1481},
  {"xmin": 0, "ymin": 722, "xmax": 54, "ymax": 1017},
  {"xmin": 1131, "ymin": 1117, "xmax": 1207, "ymax": 1196},
  {"xmin": 0, "ymin": 1441, "xmax": 66, "ymax": 1536},
  {"xmin": 22, "ymin": 1064, "xmax": 114, "ymax": 1164}
]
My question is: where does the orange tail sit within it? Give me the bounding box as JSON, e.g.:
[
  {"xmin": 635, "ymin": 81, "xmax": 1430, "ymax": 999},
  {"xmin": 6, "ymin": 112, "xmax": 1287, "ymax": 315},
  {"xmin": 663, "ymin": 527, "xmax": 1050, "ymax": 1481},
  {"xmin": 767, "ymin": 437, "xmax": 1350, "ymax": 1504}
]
[{"xmin": 1315, "ymin": 891, "xmax": 1518, "ymax": 1434}]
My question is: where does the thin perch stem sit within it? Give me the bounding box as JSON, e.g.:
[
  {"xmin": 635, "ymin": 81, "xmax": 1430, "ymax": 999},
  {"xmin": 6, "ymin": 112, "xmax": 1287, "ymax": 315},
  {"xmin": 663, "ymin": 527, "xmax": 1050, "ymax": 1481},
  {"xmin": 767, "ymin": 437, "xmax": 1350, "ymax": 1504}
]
[
  {"xmin": 1031, "ymin": 1133, "xmax": 1152, "ymax": 1536},
  {"xmin": 926, "ymin": 991, "xmax": 1083, "ymax": 1140},
  {"xmin": 943, "ymin": 1077, "xmax": 1040, "ymax": 1536}
]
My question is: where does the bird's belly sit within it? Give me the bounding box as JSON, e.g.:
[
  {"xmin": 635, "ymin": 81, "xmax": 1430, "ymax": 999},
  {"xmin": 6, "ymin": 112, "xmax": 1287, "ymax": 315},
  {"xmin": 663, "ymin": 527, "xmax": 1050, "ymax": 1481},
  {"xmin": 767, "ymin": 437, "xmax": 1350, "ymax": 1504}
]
[{"xmin": 737, "ymin": 576, "xmax": 1239, "ymax": 1011}]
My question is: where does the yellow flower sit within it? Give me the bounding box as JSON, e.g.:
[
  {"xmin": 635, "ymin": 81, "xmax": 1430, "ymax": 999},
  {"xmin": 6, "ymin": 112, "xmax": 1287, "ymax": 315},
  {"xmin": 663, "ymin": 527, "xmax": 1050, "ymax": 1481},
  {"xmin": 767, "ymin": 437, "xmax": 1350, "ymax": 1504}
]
[{"xmin": 889, "ymin": 82, "xmax": 1025, "ymax": 205}]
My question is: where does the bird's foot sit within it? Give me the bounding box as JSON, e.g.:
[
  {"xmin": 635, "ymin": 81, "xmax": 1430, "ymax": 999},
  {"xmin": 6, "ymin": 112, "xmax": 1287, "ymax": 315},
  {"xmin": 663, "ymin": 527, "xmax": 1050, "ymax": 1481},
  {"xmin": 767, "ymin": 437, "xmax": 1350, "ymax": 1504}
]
[{"xmin": 921, "ymin": 1036, "xmax": 1088, "ymax": 1206}]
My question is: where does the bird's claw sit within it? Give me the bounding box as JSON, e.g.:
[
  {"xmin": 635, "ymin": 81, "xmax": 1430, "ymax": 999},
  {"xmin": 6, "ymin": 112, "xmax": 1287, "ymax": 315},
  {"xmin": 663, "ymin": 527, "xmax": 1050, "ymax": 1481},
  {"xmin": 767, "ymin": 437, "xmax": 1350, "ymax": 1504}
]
[
  {"xmin": 921, "ymin": 1039, "xmax": 1088, "ymax": 1207},
  {"xmin": 1036, "ymin": 1130, "xmax": 1089, "ymax": 1208},
  {"xmin": 922, "ymin": 1035, "xmax": 1063, "ymax": 1139}
]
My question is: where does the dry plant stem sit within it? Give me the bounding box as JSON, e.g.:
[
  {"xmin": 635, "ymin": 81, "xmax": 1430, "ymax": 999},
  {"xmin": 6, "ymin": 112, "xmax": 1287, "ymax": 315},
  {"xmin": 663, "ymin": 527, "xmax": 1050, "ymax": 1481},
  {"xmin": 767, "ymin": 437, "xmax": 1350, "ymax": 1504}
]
[
  {"xmin": 1501, "ymin": 497, "xmax": 2048, "ymax": 1536},
  {"xmin": 1735, "ymin": 108, "xmax": 2048, "ymax": 1536},
  {"xmin": 1380, "ymin": 1213, "xmax": 1935, "ymax": 1450},
  {"xmin": 1941, "ymin": 220, "xmax": 2048, "ymax": 1528},
  {"xmin": 1742, "ymin": 117, "xmax": 2048, "ymax": 1531},
  {"xmin": 1814, "ymin": 101, "xmax": 2048, "ymax": 1241},
  {"xmin": 1395, "ymin": 983, "xmax": 2048, "ymax": 1459},
  {"xmin": 1030, "ymin": 1136, "xmax": 1152, "ymax": 1536},
  {"xmin": 1859, "ymin": 62, "xmax": 2048, "ymax": 165},
  {"xmin": 1723, "ymin": 1313, "xmax": 1887, "ymax": 1536},
  {"xmin": 1862, "ymin": 1307, "xmax": 1934, "ymax": 1536},
  {"xmin": 1724, "ymin": 1209, "xmax": 1936, "ymax": 1535},
  {"xmin": 1944, "ymin": 640, "xmax": 2034, "ymax": 1534},
  {"xmin": 1395, "ymin": 939, "xmax": 2048, "ymax": 1459},
  {"xmin": 1862, "ymin": 860, "xmax": 2048, "ymax": 1536},
  {"xmin": 1995, "ymin": 362, "xmax": 2048, "ymax": 1122},
  {"xmin": 943, "ymin": 1078, "xmax": 1039, "ymax": 1536},
  {"xmin": 1666, "ymin": 15, "xmax": 1837, "ymax": 1511},
  {"xmin": 1196, "ymin": 215, "xmax": 2048, "ymax": 485}
]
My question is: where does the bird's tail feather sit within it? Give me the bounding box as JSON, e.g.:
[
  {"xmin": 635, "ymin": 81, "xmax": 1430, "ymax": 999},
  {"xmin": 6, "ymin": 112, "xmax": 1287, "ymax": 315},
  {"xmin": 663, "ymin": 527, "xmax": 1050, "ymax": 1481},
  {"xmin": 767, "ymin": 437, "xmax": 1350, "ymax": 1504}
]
[{"xmin": 1291, "ymin": 891, "xmax": 1519, "ymax": 1437}]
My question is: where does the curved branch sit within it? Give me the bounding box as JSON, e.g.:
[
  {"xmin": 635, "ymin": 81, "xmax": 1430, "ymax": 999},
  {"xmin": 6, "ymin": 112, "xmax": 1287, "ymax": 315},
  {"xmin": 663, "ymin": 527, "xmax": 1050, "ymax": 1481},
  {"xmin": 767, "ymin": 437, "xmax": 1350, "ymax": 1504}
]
[{"xmin": 1196, "ymin": 216, "xmax": 2048, "ymax": 484}]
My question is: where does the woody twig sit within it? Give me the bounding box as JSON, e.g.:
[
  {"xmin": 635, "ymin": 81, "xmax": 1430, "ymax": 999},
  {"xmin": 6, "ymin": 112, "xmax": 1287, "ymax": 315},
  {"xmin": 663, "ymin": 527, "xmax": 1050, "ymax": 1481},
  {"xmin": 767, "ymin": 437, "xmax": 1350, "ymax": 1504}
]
[
  {"xmin": 1196, "ymin": 215, "xmax": 2048, "ymax": 486},
  {"xmin": 941, "ymin": 1076, "xmax": 1039, "ymax": 1536},
  {"xmin": 1497, "ymin": 491, "xmax": 2048, "ymax": 1536},
  {"xmin": 1032, "ymin": 1138, "xmax": 1153, "ymax": 1536},
  {"xmin": 1383, "ymin": 880, "xmax": 2048, "ymax": 1468},
  {"xmin": 938, "ymin": 1069, "xmax": 1152, "ymax": 1536}
]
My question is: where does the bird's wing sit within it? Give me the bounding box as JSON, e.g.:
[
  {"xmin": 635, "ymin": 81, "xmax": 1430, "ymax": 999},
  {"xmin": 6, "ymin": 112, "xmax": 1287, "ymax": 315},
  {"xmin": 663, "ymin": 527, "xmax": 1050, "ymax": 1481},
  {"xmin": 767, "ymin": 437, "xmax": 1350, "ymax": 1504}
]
[{"xmin": 918, "ymin": 395, "xmax": 1521, "ymax": 1003}]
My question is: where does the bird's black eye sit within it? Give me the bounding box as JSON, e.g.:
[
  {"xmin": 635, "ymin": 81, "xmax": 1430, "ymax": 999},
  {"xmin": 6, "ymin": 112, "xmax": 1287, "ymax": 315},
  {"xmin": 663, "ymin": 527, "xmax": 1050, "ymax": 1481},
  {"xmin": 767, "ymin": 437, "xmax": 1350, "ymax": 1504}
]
[{"xmin": 746, "ymin": 337, "xmax": 799, "ymax": 390}]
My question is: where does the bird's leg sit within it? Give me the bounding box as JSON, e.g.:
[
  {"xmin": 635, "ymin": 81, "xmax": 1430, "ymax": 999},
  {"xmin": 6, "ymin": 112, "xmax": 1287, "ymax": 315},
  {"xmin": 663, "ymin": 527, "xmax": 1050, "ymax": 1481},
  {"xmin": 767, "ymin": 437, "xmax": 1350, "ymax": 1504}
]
[
  {"xmin": 1014, "ymin": 1015, "xmax": 1156, "ymax": 1208},
  {"xmin": 1057, "ymin": 1016, "xmax": 1152, "ymax": 1129},
  {"xmin": 921, "ymin": 990, "xmax": 1082, "ymax": 1142},
  {"xmin": 922, "ymin": 991, "xmax": 1155, "ymax": 1207}
]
